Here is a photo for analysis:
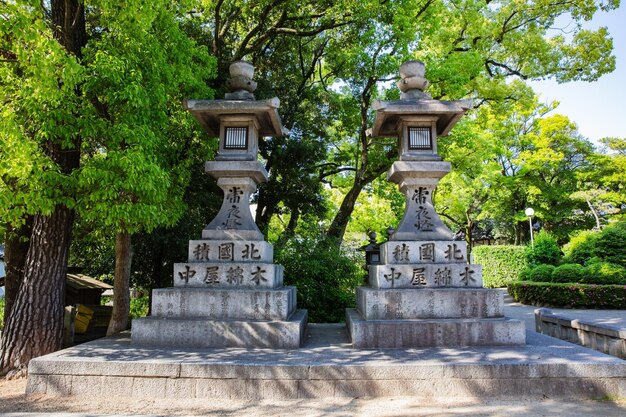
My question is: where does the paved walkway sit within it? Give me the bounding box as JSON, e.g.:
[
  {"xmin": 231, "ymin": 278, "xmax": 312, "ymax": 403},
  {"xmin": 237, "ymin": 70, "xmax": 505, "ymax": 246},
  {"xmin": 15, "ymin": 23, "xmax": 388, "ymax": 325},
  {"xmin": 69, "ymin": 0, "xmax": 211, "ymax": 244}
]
[{"xmin": 501, "ymin": 288, "xmax": 626, "ymax": 329}]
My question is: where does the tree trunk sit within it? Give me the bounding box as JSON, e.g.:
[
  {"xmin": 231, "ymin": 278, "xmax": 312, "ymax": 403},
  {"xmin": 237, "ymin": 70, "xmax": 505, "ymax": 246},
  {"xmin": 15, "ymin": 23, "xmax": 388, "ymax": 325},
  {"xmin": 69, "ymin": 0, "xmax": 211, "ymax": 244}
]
[
  {"xmin": 586, "ymin": 198, "xmax": 602, "ymax": 230},
  {"xmin": 3, "ymin": 219, "xmax": 33, "ymax": 321},
  {"xmin": 107, "ymin": 231, "xmax": 133, "ymax": 336},
  {"xmin": 327, "ymin": 181, "xmax": 365, "ymax": 242},
  {"xmin": 255, "ymin": 188, "xmax": 275, "ymax": 237},
  {"xmin": 0, "ymin": 207, "xmax": 74, "ymax": 378},
  {"xmin": 465, "ymin": 211, "xmax": 474, "ymax": 263},
  {"xmin": 286, "ymin": 206, "xmax": 300, "ymax": 235}
]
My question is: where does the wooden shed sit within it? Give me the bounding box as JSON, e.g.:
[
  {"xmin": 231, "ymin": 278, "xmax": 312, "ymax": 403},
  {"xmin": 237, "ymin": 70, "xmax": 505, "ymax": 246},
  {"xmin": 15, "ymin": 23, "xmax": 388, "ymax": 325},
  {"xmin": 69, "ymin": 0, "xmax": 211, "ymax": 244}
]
[{"xmin": 65, "ymin": 273, "xmax": 112, "ymax": 306}]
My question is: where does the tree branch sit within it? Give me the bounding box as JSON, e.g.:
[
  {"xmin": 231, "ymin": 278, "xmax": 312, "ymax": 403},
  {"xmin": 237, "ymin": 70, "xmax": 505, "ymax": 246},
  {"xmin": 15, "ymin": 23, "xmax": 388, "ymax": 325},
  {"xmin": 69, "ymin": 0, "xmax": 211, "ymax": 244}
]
[{"xmin": 485, "ymin": 59, "xmax": 528, "ymax": 79}]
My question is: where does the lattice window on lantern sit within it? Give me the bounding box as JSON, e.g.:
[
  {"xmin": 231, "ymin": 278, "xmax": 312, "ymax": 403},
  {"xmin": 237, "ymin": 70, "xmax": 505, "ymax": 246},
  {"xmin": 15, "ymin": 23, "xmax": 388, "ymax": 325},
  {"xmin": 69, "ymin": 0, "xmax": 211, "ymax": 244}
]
[
  {"xmin": 408, "ymin": 127, "xmax": 432, "ymax": 150},
  {"xmin": 224, "ymin": 127, "xmax": 248, "ymax": 150}
]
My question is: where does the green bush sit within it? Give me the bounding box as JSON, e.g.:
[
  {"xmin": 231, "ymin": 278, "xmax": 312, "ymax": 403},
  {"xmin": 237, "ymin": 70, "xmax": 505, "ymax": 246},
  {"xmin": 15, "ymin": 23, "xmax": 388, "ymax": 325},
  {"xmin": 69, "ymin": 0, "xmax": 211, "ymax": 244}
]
[
  {"xmin": 563, "ymin": 230, "xmax": 599, "ymax": 265},
  {"xmin": 275, "ymin": 236, "xmax": 364, "ymax": 323},
  {"xmin": 129, "ymin": 296, "xmax": 149, "ymax": 320},
  {"xmin": 527, "ymin": 264, "xmax": 556, "ymax": 282},
  {"xmin": 527, "ymin": 231, "xmax": 561, "ymax": 266},
  {"xmin": 583, "ymin": 261, "xmax": 626, "ymax": 285},
  {"xmin": 595, "ymin": 227, "xmax": 626, "ymax": 267},
  {"xmin": 551, "ymin": 263, "xmax": 585, "ymax": 283},
  {"xmin": 472, "ymin": 245, "xmax": 528, "ymax": 288},
  {"xmin": 508, "ymin": 281, "xmax": 626, "ymax": 309}
]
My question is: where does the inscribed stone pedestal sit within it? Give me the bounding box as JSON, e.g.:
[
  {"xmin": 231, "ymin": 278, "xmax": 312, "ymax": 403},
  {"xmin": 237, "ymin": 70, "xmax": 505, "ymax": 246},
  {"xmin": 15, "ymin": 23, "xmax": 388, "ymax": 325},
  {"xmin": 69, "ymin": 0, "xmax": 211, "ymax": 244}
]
[
  {"xmin": 132, "ymin": 61, "xmax": 307, "ymax": 349},
  {"xmin": 347, "ymin": 60, "xmax": 525, "ymax": 348}
]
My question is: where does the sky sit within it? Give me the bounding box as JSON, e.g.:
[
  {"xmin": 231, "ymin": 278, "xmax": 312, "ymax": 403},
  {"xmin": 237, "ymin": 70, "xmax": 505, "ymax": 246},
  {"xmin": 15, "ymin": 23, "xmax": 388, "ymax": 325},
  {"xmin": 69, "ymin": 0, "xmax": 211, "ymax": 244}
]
[{"xmin": 528, "ymin": 3, "xmax": 626, "ymax": 145}]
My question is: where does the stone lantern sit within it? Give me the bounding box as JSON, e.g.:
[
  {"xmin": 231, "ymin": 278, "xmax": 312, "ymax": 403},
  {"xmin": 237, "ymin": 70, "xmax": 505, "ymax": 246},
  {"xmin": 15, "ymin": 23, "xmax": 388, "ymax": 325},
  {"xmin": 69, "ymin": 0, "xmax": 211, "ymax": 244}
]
[
  {"xmin": 132, "ymin": 61, "xmax": 307, "ymax": 349},
  {"xmin": 370, "ymin": 60, "xmax": 471, "ymax": 241},
  {"xmin": 346, "ymin": 60, "xmax": 525, "ymax": 348},
  {"xmin": 358, "ymin": 231, "xmax": 381, "ymax": 268}
]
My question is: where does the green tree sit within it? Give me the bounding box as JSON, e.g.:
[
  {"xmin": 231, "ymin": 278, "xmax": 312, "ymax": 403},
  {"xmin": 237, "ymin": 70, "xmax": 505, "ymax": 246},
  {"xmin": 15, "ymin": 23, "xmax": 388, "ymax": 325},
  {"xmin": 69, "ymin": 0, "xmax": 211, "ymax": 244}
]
[
  {"xmin": 75, "ymin": 0, "xmax": 215, "ymax": 335},
  {"xmin": 0, "ymin": 0, "xmax": 214, "ymax": 376},
  {"xmin": 572, "ymin": 137, "xmax": 626, "ymax": 227},
  {"xmin": 0, "ymin": 0, "xmax": 87, "ymax": 378},
  {"xmin": 321, "ymin": 0, "xmax": 617, "ymax": 242}
]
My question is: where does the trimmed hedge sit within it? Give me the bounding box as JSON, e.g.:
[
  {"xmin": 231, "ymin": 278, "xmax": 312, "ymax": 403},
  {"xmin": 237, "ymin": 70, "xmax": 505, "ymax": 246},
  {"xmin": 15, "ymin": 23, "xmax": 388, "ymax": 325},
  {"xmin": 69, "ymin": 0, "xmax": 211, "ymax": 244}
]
[
  {"xmin": 472, "ymin": 245, "xmax": 528, "ymax": 288},
  {"xmin": 508, "ymin": 281, "xmax": 626, "ymax": 309}
]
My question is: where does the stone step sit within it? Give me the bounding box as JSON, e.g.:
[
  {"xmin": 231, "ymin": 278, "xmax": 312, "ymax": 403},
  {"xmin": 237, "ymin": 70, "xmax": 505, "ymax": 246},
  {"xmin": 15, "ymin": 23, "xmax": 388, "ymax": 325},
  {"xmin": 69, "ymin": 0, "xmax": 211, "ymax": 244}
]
[
  {"xmin": 131, "ymin": 309, "xmax": 307, "ymax": 349},
  {"xmin": 368, "ymin": 263, "xmax": 482, "ymax": 289},
  {"xmin": 380, "ymin": 240, "xmax": 468, "ymax": 264},
  {"xmin": 347, "ymin": 308, "xmax": 526, "ymax": 348},
  {"xmin": 26, "ymin": 324, "xmax": 626, "ymax": 400},
  {"xmin": 150, "ymin": 286, "xmax": 297, "ymax": 321},
  {"xmin": 173, "ymin": 262, "xmax": 283, "ymax": 289},
  {"xmin": 187, "ymin": 240, "xmax": 273, "ymax": 263},
  {"xmin": 357, "ymin": 287, "xmax": 503, "ymax": 320}
]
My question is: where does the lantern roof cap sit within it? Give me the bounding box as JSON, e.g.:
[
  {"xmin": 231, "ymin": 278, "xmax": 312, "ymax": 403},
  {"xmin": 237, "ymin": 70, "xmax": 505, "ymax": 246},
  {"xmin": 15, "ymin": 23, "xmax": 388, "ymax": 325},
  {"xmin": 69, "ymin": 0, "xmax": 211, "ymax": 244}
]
[
  {"xmin": 370, "ymin": 98, "xmax": 472, "ymax": 138},
  {"xmin": 183, "ymin": 98, "xmax": 288, "ymax": 137}
]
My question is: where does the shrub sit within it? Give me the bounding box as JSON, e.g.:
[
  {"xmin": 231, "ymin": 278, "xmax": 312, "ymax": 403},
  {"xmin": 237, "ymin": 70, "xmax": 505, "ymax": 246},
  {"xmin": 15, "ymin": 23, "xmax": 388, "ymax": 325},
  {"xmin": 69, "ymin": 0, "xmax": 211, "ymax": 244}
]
[
  {"xmin": 595, "ymin": 226, "xmax": 626, "ymax": 267},
  {"xmin": 275, "ymin": 236, "xmax": 364, "ymax": 323},
  {"xmin": 527, "ymin": 231, "xmax": 561, "ymax": 266},
  {"xmin": 129, "ymin": 295, "xmax": 149, "ymax": 320},
  {"xmin": 551, "ymin": 263, "xmax": 585, "ymax": 283},
  {"xmin": 527, "ymin": 264, "xmax": 556, "ymax": 282},
  {"xmin": 583, "ymin": 261, "xmax": 626, "ymax": 285},
  {"xmin": 472, "ymin": 245, "xmax": 528, "ymax": 288},
  {"xmin": 508, "ymin": 281, "xmax": 626, "ymax": 309},
  {"xmin": 563, "ymin": 230, "xmax": 599, "ymax": 265}
]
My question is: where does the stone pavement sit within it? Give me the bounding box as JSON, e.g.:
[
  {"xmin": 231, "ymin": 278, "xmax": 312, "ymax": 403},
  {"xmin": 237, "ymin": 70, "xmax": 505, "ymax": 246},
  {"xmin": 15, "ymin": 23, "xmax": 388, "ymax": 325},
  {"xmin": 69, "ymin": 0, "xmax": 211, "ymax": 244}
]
[{"xmin": 501, "ymin": 288, "xmax": 626, "ymax": 329}]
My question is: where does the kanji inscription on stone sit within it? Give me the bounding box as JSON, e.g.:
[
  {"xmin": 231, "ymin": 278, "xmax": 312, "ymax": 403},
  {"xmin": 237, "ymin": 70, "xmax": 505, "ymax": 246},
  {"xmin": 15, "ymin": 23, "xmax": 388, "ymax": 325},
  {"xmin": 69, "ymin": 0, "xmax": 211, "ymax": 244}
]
[
  {"xmin": 193, "ymin": 243, "xmax": 210, "ymax": 260},
  {"xmin": 242, "ymin": 243, "xmax": 261, "ymax": 260},
  {"xmin": 178, "ymin": 265, "xmax": 196, "ymax": 284},
  {"xmin": 434, "ymin": 267, "xmax": 451, "ymax": 286},
  {"xmin": 226, "ymin": 266, "xmax": 244, "ymax": 285},
  {"xmin": 227, "ymin": 186, "xmax": 244, "ymax": 204},
  {"xmin": 419, "ymin": 243, "xmax": 435, "ymax": 262},
  {"xmin": 251, "ymin": 266, "xmax": 267, "ymax": 285},
  {"xmin": 384, "ymin": 268, "xmax": 401, "ymax": 288},
  {"xmin": 393, "ymin": 243, "xmax": 410, "ymax": 262},
  {"xmin": 204, "ymin": 266, "xmax": 219, "ymax": 284},
  {"xmin": 412, "ymin": 187, "xmax": 429, "ymax": 204},
  {"xmin": 445, "ymin": 243, "xmax": 465, "ymax": 261},
  {"xmin": 411, "ymin": 268, "xmax": 427, "ymax": 286},
  {"xmin": 222, "ymin": 205, "xmax": 242, "ymax": 229},
  {"xmin": 219, "ymin": 243, "xmax": 234, "ymax": 261},
  {"xmin": 415, "ymin": 206, "xmax": 434, "ymax": 231},
  {"xmin": 460, "ymin": 266, "xmax": 476, "ymax": 286}
]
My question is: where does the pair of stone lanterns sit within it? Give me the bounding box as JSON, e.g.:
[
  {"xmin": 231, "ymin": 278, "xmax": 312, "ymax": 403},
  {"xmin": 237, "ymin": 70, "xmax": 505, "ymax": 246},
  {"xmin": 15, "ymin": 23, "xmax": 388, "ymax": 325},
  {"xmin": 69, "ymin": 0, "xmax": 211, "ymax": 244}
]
[{"xmin": 132, "ymin": 60, "xmax": 525, "ymax": 349}]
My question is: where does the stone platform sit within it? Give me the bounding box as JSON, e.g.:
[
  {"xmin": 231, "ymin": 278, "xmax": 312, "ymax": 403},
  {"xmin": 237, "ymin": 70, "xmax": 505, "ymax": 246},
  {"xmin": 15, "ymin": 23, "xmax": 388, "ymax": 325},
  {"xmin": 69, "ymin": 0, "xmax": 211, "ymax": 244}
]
[{"xmin": 27, "ymin": 326, "xmax": 626, "ymax": 401}]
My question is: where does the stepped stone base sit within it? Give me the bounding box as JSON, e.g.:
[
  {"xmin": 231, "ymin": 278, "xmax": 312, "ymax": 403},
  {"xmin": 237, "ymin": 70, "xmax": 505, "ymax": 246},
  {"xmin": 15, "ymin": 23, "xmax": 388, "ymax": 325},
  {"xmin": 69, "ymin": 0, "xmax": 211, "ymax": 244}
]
[
  {"xmin": 347, "ymin": 308, "xmax": 525, "ymax": 348},
  {"xmin": 26, "ymin": 325, "xmax": 626, "ymax": 400},
  {"xmin": 150, "ymin": 286, "xmax": 297, "ymax": 321},
  {"xmin": 357, "ymin": 287, "xmax": 504, "ymax": 320},
  {"xmin": 132, "ymin": 309, "xmax": 307, "ymax": 349}
]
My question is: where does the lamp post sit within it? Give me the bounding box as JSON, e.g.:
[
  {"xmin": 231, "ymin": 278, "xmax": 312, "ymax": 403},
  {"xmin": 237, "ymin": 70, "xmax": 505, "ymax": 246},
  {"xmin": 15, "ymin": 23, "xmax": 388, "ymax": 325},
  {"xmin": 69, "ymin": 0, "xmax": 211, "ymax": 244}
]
[{"xmin": 525, "ymin": 207, "xmax": 535, "ymax": 251}]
